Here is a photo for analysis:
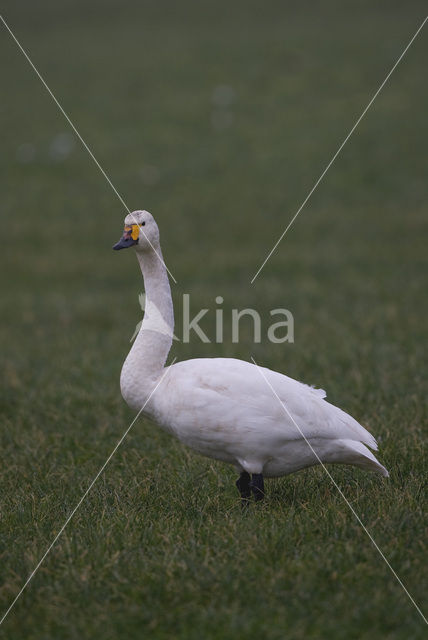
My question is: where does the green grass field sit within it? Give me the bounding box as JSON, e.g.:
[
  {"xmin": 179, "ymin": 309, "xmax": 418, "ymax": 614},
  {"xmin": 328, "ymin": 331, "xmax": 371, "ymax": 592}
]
[{"xmin": 1, "ymin": 1, "xmax": 427, "ymax": 638}]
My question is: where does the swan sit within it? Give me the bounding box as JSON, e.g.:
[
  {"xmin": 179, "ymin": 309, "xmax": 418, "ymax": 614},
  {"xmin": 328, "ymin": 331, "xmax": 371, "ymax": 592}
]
[{"xmin": 113, "ymin": 210, "xmax": 388, "ymax": 504}]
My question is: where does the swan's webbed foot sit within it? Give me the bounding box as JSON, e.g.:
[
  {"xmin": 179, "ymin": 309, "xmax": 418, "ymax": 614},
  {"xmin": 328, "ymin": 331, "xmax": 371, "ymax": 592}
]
[
  {"xmin": 250, "ymin": 473, "xmax": 265, "ymax": 502},
  {"xmin": 236, "ymin": 471, "xmax": 251, "ymax": 506}
]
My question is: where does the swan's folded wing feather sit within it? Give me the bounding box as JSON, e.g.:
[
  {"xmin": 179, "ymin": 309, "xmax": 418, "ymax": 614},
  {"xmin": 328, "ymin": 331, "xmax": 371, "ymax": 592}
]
[
  {"xmin": 256, "ymin": 363, "xmax": 378, "ymax": 450},
  {"xmin": 162, "ymin": 358, "xmax": 377, "ymax": 450}
]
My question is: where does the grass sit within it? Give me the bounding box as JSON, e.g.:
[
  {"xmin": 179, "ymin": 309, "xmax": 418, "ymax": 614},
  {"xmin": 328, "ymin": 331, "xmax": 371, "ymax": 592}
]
[{"xmin": 0, "ymin": 1, "xmax": 427, "ymax": 638}]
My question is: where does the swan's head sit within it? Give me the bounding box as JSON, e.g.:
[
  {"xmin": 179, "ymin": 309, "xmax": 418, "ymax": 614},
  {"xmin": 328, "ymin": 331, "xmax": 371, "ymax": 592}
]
[{"xmin": 112, "ymin": 210, "xmax": 160, "ymax": 252}]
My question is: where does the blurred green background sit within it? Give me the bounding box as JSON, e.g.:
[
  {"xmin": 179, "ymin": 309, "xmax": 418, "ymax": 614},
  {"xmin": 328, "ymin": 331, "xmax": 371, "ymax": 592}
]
[{"xmin": 0, "ymin": 1, "xmax": 427, "ymax": 638}]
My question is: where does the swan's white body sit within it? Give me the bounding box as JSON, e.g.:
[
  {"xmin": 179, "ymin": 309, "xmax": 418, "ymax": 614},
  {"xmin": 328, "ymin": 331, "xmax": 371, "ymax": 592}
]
[{"xmin": 117, "ymin": 211, "xmax": 388, "ymax": 480}]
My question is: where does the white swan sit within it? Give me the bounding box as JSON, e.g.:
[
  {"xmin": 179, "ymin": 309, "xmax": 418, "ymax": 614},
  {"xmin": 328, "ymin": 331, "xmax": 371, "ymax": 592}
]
[{"xmin": 113, "ymin": 210, "xmax": 388, "ymax": 503}]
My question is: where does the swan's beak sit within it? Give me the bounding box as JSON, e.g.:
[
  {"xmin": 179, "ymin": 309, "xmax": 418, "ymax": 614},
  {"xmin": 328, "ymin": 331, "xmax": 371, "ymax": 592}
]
[{"xmin": 113, "ymin": 225, "xmax": 139, "ymax": 250}]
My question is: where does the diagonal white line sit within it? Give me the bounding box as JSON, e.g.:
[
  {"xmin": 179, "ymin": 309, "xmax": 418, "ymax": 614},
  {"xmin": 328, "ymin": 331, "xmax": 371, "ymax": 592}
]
[
  {"xmin": 250, "ymin": 16, "xmax": 428, "ymax": 283},
  {"xmin": 0, "ymin": 14, "xmax": 177, "ymax": 284},
  {"xmin": 0, "ymin": 359, "xmax": 177, "ymax": 627},
  {"xmin": 250, "ymin": 356, "xmax": 428, "ymax": 625}
]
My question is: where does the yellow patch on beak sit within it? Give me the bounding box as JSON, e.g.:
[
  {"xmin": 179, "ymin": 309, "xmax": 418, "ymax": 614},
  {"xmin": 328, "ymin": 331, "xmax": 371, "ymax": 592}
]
[{"xmin": 131, "ymin": 224, "xmax": 140, "ymax": 241}]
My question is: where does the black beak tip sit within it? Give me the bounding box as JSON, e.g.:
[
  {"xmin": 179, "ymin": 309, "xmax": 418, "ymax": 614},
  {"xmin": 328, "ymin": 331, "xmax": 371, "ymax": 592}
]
[
  {"xmin": 113, "ymin": 236, "xmax": 138, "ymax": 251},
  {"xmin": 112, "ymin": 237, "xmax": 138, "ymax": 251}
]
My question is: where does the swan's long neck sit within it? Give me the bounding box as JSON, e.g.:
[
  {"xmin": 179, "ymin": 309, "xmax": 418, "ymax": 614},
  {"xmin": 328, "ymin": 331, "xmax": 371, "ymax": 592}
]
[{"xmin": 120, "ymin": 247, "xmax": 173, "ymax": 410}]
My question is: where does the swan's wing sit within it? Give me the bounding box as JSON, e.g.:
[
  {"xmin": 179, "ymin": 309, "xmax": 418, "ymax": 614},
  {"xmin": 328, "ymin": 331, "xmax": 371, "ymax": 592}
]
[
  {"xmin": 253, "ymin": 362, "xmax": 378, "ymax": 449},
  {"xmin": 160, "ymin": 358, "xmax": 377, "ymax": 450}
]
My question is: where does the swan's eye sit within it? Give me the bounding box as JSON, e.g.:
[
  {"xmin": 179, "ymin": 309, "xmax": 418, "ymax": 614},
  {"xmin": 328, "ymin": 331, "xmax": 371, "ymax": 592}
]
[{"xmin": 140, "ymin": 222, "xmax": 146, "ymax": 226}]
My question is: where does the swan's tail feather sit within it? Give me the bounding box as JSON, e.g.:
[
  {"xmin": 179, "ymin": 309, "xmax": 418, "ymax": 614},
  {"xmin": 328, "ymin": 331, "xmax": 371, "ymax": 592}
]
[{"xmin": 325, "ymin": 439, "xmax": 389, "ymax": 477}]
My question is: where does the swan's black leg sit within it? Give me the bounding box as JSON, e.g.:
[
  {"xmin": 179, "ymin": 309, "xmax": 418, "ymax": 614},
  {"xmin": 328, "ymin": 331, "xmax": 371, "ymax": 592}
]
[
  {"xmin": 236, "ymin": 471, "xmax": 251, "ymax": 506},
  {"xmin": 250, "ymin": 473, "xmax": 265, "ymax": 501}
]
